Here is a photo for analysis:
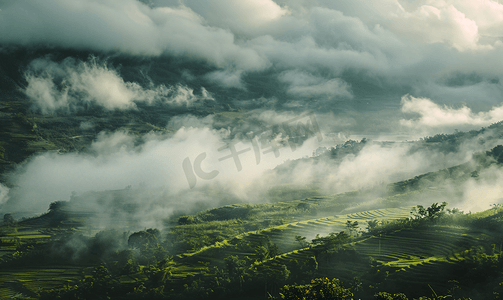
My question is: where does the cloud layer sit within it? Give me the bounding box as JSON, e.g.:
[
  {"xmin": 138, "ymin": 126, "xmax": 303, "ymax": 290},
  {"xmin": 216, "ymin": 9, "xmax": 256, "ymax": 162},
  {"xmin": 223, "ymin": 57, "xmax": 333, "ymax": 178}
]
[
  {"xmin": 3, "ymin": 123, "xmax": 318, "ymax": 214},
  {"xmin": 1, "ymin": 0, "xmax": 502, "ymax": 123},
  {"xmin": 0, "ymin": 0, "xmax": 268, "ymax": 70},
  {"xmin": 24, "ymin": 57, "xmax": 213, "ymax": 113},
  {"xmin": 400, "ymin": 95, "xmax": 503, "ymax": 130}
]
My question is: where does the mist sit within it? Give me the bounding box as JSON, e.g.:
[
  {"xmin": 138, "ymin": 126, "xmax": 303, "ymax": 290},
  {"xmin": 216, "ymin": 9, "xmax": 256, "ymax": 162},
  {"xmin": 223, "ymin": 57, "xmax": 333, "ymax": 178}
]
[
  {"xmin": 1, "ymin": 0, "xmax": 503, "ymax": 226},
  {"xmin": 3, "ymin": 111, "xmax": 503, "ymax": 229}
]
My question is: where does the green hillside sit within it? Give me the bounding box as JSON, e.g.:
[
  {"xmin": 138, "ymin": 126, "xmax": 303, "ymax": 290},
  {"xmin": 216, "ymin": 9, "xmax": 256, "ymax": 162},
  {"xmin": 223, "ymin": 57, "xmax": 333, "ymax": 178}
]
[{"xmin": 2, "ymin": 147, "xmax": 503, "ymax": 299}]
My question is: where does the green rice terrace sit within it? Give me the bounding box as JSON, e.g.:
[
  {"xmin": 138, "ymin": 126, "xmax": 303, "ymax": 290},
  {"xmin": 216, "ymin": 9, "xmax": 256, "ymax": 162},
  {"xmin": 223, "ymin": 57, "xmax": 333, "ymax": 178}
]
[
  {"xmin": 1, "ymin": 145, "xmax": 503, "ymax": 299},
  {"xmin": 2, "ymin": 199, "xmax": 503, "ymax": 299}
]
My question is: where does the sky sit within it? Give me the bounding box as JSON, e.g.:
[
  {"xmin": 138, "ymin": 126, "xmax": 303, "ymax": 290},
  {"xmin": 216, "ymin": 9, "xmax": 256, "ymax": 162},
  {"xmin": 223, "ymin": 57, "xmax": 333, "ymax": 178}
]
[
  {"xmin": 1, "ymin": 0, "xmax": 502, "ymax": 134},
  {"xmin": 1, "ymin": 0, "xmax": 503, "ymax": 221}
]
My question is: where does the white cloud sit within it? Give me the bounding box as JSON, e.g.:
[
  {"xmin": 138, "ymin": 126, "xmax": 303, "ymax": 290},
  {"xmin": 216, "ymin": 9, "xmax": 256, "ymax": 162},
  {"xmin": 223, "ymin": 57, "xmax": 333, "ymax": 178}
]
[
  {"xmin": 423, "ymin": 0, "xmax": 503, "ymax": 43},
  {"xmin": 400, "ymin": 95, "xmax": 503, "ymax": 128},
  {"xmin": 279, "ymin": 70, "xmax": 353, "ymax": 98},
  {"xmin": 461, "ymin": 165, "xmax": 503, "ymax": 212},
  {"xmin": 23, "ymin": 57, "xmax": 213, "ymax": 114},
  {"xmin": 204, "ymin": 70, "xmax": 245, "ymax": 89},
  {"xmin": 0, "ymin": 0, "xmax": 268, "ymax": 71},
  {"xmin": 1, "ymin": 0, "xmax": 503, "ymax": 137},
  {"xmin": 393, "ymin": 1, "xmax": 481, "ymax": 51},
  {"xmin": 181, "ymin": 0, "xmax": 287, "ymax": 36},
  {"xmin": 2, "ymin": 0, "xmax": 502, "ymax": 83},
  {"xmin": 3, "ymin": 125, "xmax": 318, "ymax": 213}
]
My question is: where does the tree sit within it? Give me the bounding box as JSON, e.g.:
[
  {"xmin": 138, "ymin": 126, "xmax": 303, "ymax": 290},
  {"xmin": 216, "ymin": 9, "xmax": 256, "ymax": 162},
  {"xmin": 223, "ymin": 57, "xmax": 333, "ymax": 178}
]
[
  {"xmin": 48, "ymin": 201, "xmax": 69, "ymax": 226},
  {"xmin": 3, "ymin": 213, "xmax": 14, "ymax": 226},
  {"xmin": 252, "ymin": 261, "xmax": 290, "ymax": 296},
  {"xmin": 411, "ymin": 202, "xmax": 447, "ymax": 221},
  {"xmin": 49, "ymin": 201, "xmax": 68, "ymax": 212},
  {"xmin": 345, "ymin": 221, "xmax": 359, "ymax": 236},
  {"xmin": 367, "ymin": 220, "xmax": 379, "ymax": 233},
  {"xmin": 288, "ymin": 256, "xmax": 318, "ymax": 282},
  {"xmin": 144, "ymin": 259, "xmax": 172, "ymax": 283},
  {"xmin": 178, "ymin": 215, "xmax": 195, "ymax": 225},
  {"xmin": 121, "ymin": 258, "xmax": 140, "ymax": 275},
  {"xmin": 224, "ymin": 255, "xmax": 247, "ymax": 288},
  {"xmin": 255, "ymin": 240, "xmax": 281, "ymax": 261},
  {"xmin": 374, "ymin": 292, "xmax": 408, "ymax": 300},
  {"xmin": 279, "ymin": 278, "xmax": 353, "ymax": 300},
  {"xmin": 487, "ymin": 145, "xmax": 503, "ymax": 164},
  {"xmin": 411, "ymin": 205, "xmax": 427, "ymax": 219},
  {"xmin": 128, "ymin": 229, "xmax": 159, "ymax": 249},
  {"xmin": 295, "ymin": 235, "xmax": 308, "ymax": 248},
  {"xmin": 426, "ymin": 202, "xmax": 447, "ymax": 220},
  {"xmin": 311, "ymin": 232, "xmax": 349, "ymax": 253}
]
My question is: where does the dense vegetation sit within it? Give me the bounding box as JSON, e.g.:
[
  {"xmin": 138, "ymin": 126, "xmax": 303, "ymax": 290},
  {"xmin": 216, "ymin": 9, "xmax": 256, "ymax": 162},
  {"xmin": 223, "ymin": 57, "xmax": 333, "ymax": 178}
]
[
  {"xmin": 4, "ymin": 200, "xmax": 503, "ymax": 299},
  {"xmin": 2, "ymin": 142, "xmax": 503, "ymax": 299}
]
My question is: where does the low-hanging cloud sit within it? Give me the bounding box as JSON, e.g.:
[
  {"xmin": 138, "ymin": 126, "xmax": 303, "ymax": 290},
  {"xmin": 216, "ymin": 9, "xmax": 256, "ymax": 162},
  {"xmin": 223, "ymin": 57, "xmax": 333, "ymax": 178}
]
[
  {"xmin": 460, "ymin": 165, "xmax": 503, "ymax": 212},
  {"xmin": 279, "ymin": 70, "xmax": 353, "ymax": 99},
  {"xmin": 400, "ymin": 95, "xmax": 503, "ymax": 130},
  {"xmin": 23, "ymin": 57, "xmax": 213, "ymax": 114},
  {"xmin": 3, "ymin": 109, "xmax": 503, "ymax": 225},
  {"xmin": 2, "ymin": 122, "xmax": 318, "ymax": 216}
]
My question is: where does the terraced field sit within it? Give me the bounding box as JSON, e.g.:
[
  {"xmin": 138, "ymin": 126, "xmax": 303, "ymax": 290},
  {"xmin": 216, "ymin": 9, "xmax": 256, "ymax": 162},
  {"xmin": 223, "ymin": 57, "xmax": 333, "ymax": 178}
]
[
  {"xmin": 2, "ymin": 203, "xmax": 499, "ymax": 299},
  {"xmin": 258, "ymin": 221, "xmax": 498, "ymax": 296},
  {"xmin": 353, "ymin": 226, "xmax": 488, "ymax": 264},
  {"xmin": 0, "ymin": 229, "xmax": 52, "ymax": 262},
  {"xmin": 259, "ymin": 207, "xmax": 412, "ymax": 251},
  {"xmin": 0, "ymin": 266, "xmax": 86, "ymax": 299},
  {"xmin": 177, "ymin": 207, "xmax": 413, "ymax": 268}
]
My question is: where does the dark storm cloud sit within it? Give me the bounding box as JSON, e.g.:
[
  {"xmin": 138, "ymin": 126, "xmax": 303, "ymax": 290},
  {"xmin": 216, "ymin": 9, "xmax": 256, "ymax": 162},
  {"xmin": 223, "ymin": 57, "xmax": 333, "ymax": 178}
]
[
  {"xmin": 2, "ymin": 0, "xmax": 503, "ymax": 120},
  {"xmin": 0, "ymin": 0, "xmax": 268, "ymax": 71}
]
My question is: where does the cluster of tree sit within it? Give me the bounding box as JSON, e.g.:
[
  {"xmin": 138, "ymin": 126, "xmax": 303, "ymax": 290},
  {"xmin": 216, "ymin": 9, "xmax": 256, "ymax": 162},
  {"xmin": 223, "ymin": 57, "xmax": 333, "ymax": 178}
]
[
  {"xmin": 415, "ymin": 122, "xmax": 503, "ymax": 155},
  {"xmin": 275, "ymin": 277, "xmax": 478, "ymax": 300},
  {"xmin": 3, "ymin": 213, "xmax": 15, "ymax": 226},
  {"xmin": 40, "ymin": 266, "xmax": 481, "ymax": 300},
  {"xmin": 311, "ymin": 231, "xmax": 350, "ymax": 255},
  {"xmin": 166, "ymin": 219, "xmax": 247, "ymax": 253},
  {"xmin": 328, "ymin": 138, "xmax": 369, "ymax": 161},
  {"xmin": 39, "ymin": 251, "xmax": 292, "ymax": 299},
  {"xmin": 410, "ymin": 202, "xmax": 448, "ymax": 221},
  {"xmin": 277, "ymin": 278, "xmax": 353, "ymax": 300},
  {"xmin": 10, "ymin": 197, "xmax": 503, "ymax": 299},
  {"xmin": 27, "ymin": 204, "xmax": 503, "ymax": 300},
  {"xmin": 475, "ymin": 144, "xmax": 503, "ymax": 165},
  {"xmin": 39, "ymin": 264, "xmax": 140, "ymax": 300},
  {"xmin": 364, "ymin": 202, "xmax": 454, "ymax": 237},
  {"xmin": 0, "ymin": 227, "xmax": 170, "ymax": 269}
]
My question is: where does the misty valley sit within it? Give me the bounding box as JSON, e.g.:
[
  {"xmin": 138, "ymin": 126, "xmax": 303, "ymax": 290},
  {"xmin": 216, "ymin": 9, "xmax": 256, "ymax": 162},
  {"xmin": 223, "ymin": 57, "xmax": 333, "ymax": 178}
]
[
  {"xmin": 2, "ymin": 0, "xmax": 503, "ymax": 299},
  {"xmin": 2, "ymin": 121, "xmax": 503, "ymax": 299}
]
